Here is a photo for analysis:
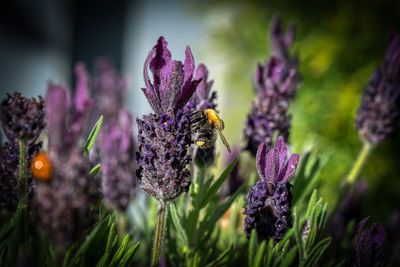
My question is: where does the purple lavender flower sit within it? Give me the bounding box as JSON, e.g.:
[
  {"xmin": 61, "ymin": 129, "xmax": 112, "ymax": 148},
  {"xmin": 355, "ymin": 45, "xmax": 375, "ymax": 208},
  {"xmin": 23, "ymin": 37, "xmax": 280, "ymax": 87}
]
[
  {"xmin": 100, "ymin": 109, "xmax": 136, "ymax": 210},
  {"xmin": 0, "ymin": 141, "xmax": 41, "ymax": 211},
  {"xmin": 136, "ymin": 36, "xmax": 201, "ymax": 202},
  {"xmin": 355, "ymin": 33, "xmax": 400, "ymax": 145},
  {"xmin": 0, "ymin": 92, "xmax": 45, "ymax": 211},
  {"xmin": 354, "ymin": 217, "xmax": 388, "ymax": 267},
  {"xmin": 0, "ymin": 92, "xmax": 45, "ymax": 142},
  {"xmin": 243, "ymin": 136, "xmax": 299, "ymax": 242},
  {"xmin": 34, "ymin": 63, "xmax": 100, "ymax": 250},
  {"xmin": 91, "ymin": 59, "xmax": 136, "ymax": 211},
  {"xmin": 244, "ymin": 17, "xmax": 300, "ymax": 156},
  {"xmin": 186, "ymin": 64, "xmax": 218, "ymax": 166}
]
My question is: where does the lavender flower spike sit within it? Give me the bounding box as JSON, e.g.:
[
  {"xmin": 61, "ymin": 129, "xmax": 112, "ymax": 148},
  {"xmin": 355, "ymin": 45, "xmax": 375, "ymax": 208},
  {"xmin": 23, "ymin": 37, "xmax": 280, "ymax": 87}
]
[
  {"xmin": 243, "ymin": 136, "xmax": 299, "ymax": 242},
  {"xmin": 91, "ymin": 59, "xmax": 135, "ymax": 211},
  {"xmin": 355, "ymin": 32, "xmax": 400, "ymax": 145},
  {"xmin": 244, "ymin": 17, "xmax": 301, "ymax": 156},
  {"xmin": 136, "ymin": 37, "xmax": 201, "ymax": 202},
  {"xmin": 354, "ymin": 217, "xmax": 388, "ymax": 267},
  {"xmin": 34, "ymin": 62, "xmax": 100, "ymax": 250}
]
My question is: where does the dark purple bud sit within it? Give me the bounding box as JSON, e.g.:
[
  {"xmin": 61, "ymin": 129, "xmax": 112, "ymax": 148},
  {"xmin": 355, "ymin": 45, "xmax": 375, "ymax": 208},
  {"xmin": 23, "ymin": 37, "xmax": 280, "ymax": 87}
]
[
  {"xmin": 355, "ymin": 33, "xmax": 400, "ymax": 145},
  {"xmin": 0, "ymin": 92, "xmax": 45, "ymax": 142},
  {"xmin": 244, "ymin": 136, "xmax": 298, "ymax": 242},
  {"xmin": 354, "ymin": 217, "xmax": 388, "ymax": 267}
]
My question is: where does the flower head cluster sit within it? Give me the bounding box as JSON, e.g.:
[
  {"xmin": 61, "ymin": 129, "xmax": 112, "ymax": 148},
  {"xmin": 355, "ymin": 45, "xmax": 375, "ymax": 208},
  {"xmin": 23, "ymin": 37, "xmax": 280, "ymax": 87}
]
[
  {"xmin": 185, "ymin": 64, "xmax": 218, "ymax": 166},
  {"xmin": 92, "ymin": 59, "xmax": 136, "ymax": 211},
  {"xmin": 354, "ymin": 217, "xmax": 388, "ymax": 267},
  {"xmin": 136, "ymin": 37, "xmax": 201, "ymax": 202},
  {"xmin": 243, "ymin": 136, "xmax": 299, "ymax": 242},
  {"xmin": 355, "ymin": 33, "xmax": 400, "ymax": 145},
  {"xmin": 244, "ymin": 16, "xmax": 300, "ymax": 155},
  {"xmin": 34, "ymin": 63, "xmax": 100, "ymax": 250},
  {"xmin": 0, "ymin": 141, "xmax": 41, "ymax": 211},
  {"xmin": 0, "ymin": 92, "xmax": 45, "ymax": 211},
  {"xmin": 0, "ymin": 92, "xmax": 45, "ymax": 142}
]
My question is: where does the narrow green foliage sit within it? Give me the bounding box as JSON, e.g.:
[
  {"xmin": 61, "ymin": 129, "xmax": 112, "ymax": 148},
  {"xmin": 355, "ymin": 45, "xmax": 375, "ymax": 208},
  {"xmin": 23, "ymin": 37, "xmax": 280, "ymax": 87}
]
[
  {"xmin": 89, "ymin": 163, "xmax": 101, "ymax": 177},
  {"xmin": 248, "ymin": 230, "xmax": 258, "ymax": 267},
  {"xmin": 83, "ymin": 115, "xmax": 103, "ymax": 156},
  {"xmin": 254, "ymin": 241, "xmax": 266, "ymax": 267},
  {"xmin": 294, "ymin": 190, "xmax": 331, "ymax": 267}
]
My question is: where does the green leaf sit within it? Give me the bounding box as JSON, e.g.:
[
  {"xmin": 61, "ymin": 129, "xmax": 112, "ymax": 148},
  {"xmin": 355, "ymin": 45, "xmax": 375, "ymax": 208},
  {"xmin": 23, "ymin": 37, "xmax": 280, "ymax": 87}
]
[
  {"xmin": 198, "ymin": 158, "xmax": 237, "ymax": 208},
  {"xmin": 89, "ymin": 163, "xmax": 101, "ymax": 177},
  {"xmin": 248, "ymin": 230, "xmax": 258, "ymax": 267},
  {"xmin": 83, "ymin": 115, "xmax": 103, "ymax": 156},
  {"xmin": 265, "ymin": 238, "xmax": 274, "ymax": 267},
  {"xmin": 66, "ymin": 214, "xmax": 110, "ymax": 266},
  {"xmin": 109, "ymin": 234, "xmax": 130, "ymax": 267},
  {"xmin": 280, "ymin": 246, "xmax": 298, "ymax": 267},
  {"xmin": 169, "ymin": 203, "xmax": 189, "ymax": 248},
  {"xmin": 254, "ymin": 241, "xmax": 266, "ymax": 267},
  {"xmin": 119, "ymin": 241, "xmax": 140, "ymax": 267},
  {"xmin": 198, "ymin": 184, "xmax": 244, "ymax": 243},
  {"xmin": 305, "ymin": 237, "xmax": 331, "ymax": 267},
  {"xmin": 204, "ymin": 244, "xmax": 233, "ymax": 267}
]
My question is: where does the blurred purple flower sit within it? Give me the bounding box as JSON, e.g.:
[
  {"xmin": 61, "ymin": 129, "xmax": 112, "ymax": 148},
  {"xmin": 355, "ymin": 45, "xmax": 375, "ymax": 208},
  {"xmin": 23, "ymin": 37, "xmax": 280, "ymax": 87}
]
[
  {"xmin": 243, "ymin": 136, "xmax": 299, "ymax": 242},
  {"xmin": 186, "ymin": 63, "xmax": 218, "ymax": 166},
  {"xmin": 34, "ymin": 62, "xmax": 100, "ymax": 250},
  {"xmin": 136, "ymin": 36, "xmax": 201, "ymax": 202},
  {"xmin": 91, "ymin": 59, "xmax": 136, "ymax": 211},
  {"xmin": 387, "ymin": 211, "xmax": 400, "ymax": 265},
  {"xmin": 331, "ymin": 180, "xmax": 368, "ymax": 245},
  {"xmin": 244, "ymin": 17, "xmax": 301, "ymax": 156},
  {"xmin": 355, "ymin": 32, "xmax": 400, "ymax": 145},
  {"xmin": 354, "ymin": 217, "xmax": 388, "ymax": 267}
]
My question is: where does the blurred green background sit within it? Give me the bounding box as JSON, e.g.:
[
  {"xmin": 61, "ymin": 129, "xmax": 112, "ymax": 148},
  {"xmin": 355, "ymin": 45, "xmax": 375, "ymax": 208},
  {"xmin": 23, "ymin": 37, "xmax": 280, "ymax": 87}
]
[{"xmin": 190, "ymin": 0, "xmax": 400, "ymax": 222}]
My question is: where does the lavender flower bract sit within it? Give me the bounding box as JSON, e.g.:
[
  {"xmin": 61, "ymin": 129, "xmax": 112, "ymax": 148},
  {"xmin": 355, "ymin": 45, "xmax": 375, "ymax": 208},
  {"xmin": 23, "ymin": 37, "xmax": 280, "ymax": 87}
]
[
  {"xmin": 355, "ymin": 33, "xmax": 400, "ymax": 145},
  {"xmin": 244, "ymin": 17, "xmax": 300, "ymax": 155},
  {"xmin": 243, "ymin": 136, "xmax": 299, "ymax": 242},
  {"xmin": 136, "ymin": 37, "xmax": 201, "ymax": 202},
  {"xmin": 354, "ymin": 217, "xmax": 388, "ymax": 267}
]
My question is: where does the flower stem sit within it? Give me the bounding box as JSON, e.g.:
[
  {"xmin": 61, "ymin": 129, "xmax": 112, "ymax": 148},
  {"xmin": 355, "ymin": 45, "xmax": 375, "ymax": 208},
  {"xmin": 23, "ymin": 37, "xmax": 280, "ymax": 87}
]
[
  {"xmin": 346, "ymin": 142, "xmax": 373, "ymax": 185},
  {"xmin": 151, "ymin": 201, "xmax": 168, "ymax": 267},
  {"xmin": 18, "ymin": 138, "xmax": 28, "ymax": 206}
]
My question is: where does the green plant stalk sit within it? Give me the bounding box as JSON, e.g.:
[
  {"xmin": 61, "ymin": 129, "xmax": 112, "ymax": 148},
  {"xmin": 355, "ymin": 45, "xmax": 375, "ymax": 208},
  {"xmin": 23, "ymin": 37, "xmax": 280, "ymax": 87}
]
[
  {"xmin": 151, "ymin": 201, "xmax": 168, "ymax": 267},
  {"xmin": 345, "ymin": 142, "xmax": 373, "ymax": 185},
  {"xmin": 18, "ymin": 138, "xmax": 28, "ymax": 206}
]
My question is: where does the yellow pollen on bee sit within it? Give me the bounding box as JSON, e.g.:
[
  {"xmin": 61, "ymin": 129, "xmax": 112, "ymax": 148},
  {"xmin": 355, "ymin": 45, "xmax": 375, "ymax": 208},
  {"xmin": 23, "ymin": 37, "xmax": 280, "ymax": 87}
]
[
  {"xmin": 196, "ymin": 141, "xmax": 205, "ymax": 147},
  {"xmin": 204, "ymin": 109, "xmax": 223, "ymax": 128}
]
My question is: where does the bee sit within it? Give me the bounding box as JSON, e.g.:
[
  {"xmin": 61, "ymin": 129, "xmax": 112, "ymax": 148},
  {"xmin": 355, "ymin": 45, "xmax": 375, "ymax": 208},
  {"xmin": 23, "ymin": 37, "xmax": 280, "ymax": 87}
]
[
  {"xmin": 31, "ymin": 152, "xmax": 53, "ymax": 181},
  {"xmin": 190, "ymin": 109, "xmax": 231, "ymax": 153}
]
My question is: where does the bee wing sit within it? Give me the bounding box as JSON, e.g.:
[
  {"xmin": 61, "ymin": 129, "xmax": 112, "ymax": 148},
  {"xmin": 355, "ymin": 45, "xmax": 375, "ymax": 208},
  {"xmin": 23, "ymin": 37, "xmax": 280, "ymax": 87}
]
[{"xmin": 214, "ymin": 125, "xmax": 231, "ymax": 153}]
